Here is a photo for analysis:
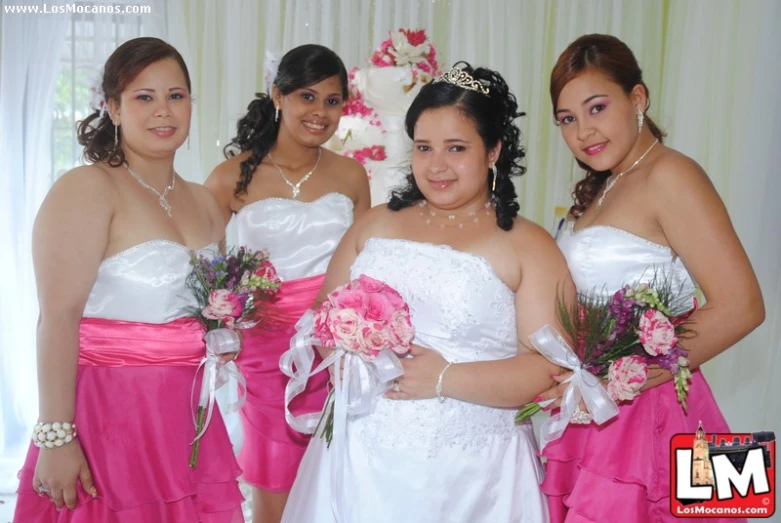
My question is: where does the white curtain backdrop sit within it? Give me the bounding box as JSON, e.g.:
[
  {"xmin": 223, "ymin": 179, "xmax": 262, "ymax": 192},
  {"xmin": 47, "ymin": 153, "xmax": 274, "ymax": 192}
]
[
  {"xmin": 0, "ymin": 1, "xmax": 70, "ymax": 492},
  {"xmin": 1, "ymin": 3, "xmax": 779, "ymax": 520}
]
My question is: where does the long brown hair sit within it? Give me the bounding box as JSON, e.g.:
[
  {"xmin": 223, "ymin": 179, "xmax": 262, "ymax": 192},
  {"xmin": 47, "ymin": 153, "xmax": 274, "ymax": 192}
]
[
  {"xmin": 77, "ymin": 37, "xmax": 191, "ymax": 167},
  {"xmin": 550, "ymin": 34, "xmax": 665, "ymax": 218}
]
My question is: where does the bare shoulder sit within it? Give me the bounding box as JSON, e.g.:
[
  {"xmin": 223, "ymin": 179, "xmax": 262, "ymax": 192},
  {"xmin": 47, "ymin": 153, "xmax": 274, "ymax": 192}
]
[
  {"xmin": 47, "ymin": 164, "xmax": 118, "ymax": 206},
  {"xmin": 205, "ymin": 152, "xmax": 247, "ymax": 191},
  {"xmin": 323, "ymin": 148, "xmax": 368, "ymax": 183},
  {"xmin": 352, "ymin": 202, "xmax": 394, "ymax": 243},
  {"xmin": 646, "ymin": 148, "xmax": 714, "ymax": 196},
  {"xmin": 507, "ymin": 215, "xmax": 565, "ymax": 263}
]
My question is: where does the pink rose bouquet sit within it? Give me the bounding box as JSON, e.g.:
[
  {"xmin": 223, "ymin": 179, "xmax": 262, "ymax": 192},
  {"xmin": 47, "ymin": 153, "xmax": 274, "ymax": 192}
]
[{"xmin": 310, "ymin": 275, "xmax": 414, "ymax": 446}]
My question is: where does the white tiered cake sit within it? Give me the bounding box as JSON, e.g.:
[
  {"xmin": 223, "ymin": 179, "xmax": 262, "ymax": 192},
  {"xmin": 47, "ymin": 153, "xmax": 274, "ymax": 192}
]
[{"xmin": 325, "ymin": 29, "xmax": 440, "ymax": 206}]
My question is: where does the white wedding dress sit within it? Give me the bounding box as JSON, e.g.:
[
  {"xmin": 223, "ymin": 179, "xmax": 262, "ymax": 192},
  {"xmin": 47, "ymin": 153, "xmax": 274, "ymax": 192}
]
[{"xmin": 282, "ymin": 237, "xmax": 548, "ymax": 523}]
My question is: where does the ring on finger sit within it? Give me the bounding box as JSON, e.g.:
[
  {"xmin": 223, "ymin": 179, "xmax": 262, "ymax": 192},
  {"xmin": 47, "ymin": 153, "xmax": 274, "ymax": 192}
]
[
  {"xmin": 37, "ymin": 485, "xmax": 51, "ymax": 494},
  {"xmin": 392, "ymin": 380, "xmax": 401, "ymax": 393}
]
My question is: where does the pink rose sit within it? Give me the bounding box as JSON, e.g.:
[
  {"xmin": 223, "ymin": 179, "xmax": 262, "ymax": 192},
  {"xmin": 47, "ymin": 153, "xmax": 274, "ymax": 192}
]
[
  {"xmin": 637, "ymin": 309, "xmax": 678, "ymax": 356},
  {"xmin": 332, "ymin": 289, "xmax": 367, "ymax": 311},
  {"xmin": 313, "ymin": 301, "xmax": 336, "ymax": 348},
  {"xmin": 389, "ymin": 309, "xmax": 414, "ymax": 352},
  {"xmin": 606, "ymin": 355, "xmax": 648, "ymax": 402},
  {"xmin": 330, "ymin": 308, "xmax": 362, "ymax": 351},
  {"xmin": 202, "ymin": 290, "xmax": 243, "ymax": 321},
  {"xmin": 356, "ymin": 275, "xmax": 388, "ymax": 293},
  {"xmin": 365, "ymin": 293, "xmax": 394, "ymax": 322},
  {"xmin": 255, "ymin": 259, "xmax": 280, "ymax": 284},
  {"xmin": 355, "ymin": 325, "xmax": 389, "ymax": 361}
]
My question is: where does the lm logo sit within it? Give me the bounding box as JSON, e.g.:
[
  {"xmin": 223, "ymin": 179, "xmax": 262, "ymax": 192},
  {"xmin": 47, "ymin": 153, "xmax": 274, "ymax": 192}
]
[{"xmin": 670, "ymin": 423, "xmax": 775, "ymax": 518}]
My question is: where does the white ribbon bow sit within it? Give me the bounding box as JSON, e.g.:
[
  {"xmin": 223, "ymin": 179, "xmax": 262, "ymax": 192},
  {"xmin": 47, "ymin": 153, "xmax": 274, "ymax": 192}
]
[
  {"xmin": 280, "ymin": 310, "xmax": 405, "ymax": 523},
  {"xmin": 530, "ymin": 325, "xmax": 619, "ymax": 450},
  {"xmin": 279, "ymin": 310, "xmax": 404, "ymax": 433},
  {"xmin": 190, "ymin": 328, "xmax": 247, "ymax": 443}
]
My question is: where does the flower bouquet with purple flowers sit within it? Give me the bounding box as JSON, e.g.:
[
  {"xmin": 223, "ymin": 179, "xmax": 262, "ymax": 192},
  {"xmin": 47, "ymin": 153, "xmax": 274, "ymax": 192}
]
[
  {"xmin": 516, "ymin": 273, "xmax": 697, "ymax": 439},
  {"xmin": 186, "ymin": 246, "xmax": 282, "ymax": 467}
]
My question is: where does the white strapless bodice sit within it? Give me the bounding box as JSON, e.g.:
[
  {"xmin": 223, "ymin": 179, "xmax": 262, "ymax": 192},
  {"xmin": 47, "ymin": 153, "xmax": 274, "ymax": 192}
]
[
  {"xmin": 558, "ymin": 223, "xmax": 696, "ymax": 301},
  {"xmin": 83, "ymin": 240, "xmax": 217, "ymax": 324},
  {"xmin": 235, "ymin": 193, "xmax": 353, "ymax": 281}
]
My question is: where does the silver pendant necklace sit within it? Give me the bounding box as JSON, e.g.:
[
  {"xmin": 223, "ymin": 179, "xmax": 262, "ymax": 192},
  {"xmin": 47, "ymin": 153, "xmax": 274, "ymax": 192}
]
[
  {"xmin": 267, "ymin": 148, "xmax": 322, "ymax": 200},
  {"xmin": 597, "ymin": 139, "xmax": 659, "ymax": 208},
  {"xmin": 124, "ymin": 162, "xmax": 176, "ymax": 217}
]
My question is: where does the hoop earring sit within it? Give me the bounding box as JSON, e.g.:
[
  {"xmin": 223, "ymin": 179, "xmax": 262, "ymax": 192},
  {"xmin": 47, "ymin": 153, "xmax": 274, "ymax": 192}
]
[
  {"xmin": 637, "ymin": 109, "xmax": 644, "ymax": 134},
  {"xmin": 275, "ymin": 107, "xmax": 280, "ymax": 123},
  {"xmin": 491, "ymin": 164, "xmax": 498, "ymax": 196}
]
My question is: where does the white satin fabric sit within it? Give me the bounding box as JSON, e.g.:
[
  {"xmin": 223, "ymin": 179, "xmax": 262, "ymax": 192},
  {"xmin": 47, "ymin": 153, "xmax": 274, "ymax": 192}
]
[
  {"xmin": 83, "ymin": 239, "xmax": 217, "ymax": 324},
  {"xmin": 235, "ymin": 193, "xmax": 354, "ymax": 282},
  {"xmin": 282, "ymin": 237, "xmax": 548, "ymax": 523},
  {"xmin": 558, "ymin": 223, "xmax": 697, "ymax": 303}
]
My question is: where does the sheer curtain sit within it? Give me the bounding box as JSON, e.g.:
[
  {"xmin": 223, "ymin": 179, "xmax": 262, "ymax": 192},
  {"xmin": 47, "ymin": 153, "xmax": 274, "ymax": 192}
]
[
  {"xmin": 0, "ymin": 2, "xmax": 70, "ymax": 492},
  {"xmin": 0, "ymin": 0, "xmax": 166, "ymax": 492}
]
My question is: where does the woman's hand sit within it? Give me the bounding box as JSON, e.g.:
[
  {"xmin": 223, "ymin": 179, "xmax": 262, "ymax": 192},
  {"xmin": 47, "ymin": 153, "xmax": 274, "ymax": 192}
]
[
  {"xmin": 385, "ymin": 344, "xmax": 448, "ymax": 400},
  {"xmin": 537, "ymin": 371, "xmax": 609, "ymax": 411},
  {"xmin": 33, "ymin": 439, "xmax": 97, "ymax": 511}
]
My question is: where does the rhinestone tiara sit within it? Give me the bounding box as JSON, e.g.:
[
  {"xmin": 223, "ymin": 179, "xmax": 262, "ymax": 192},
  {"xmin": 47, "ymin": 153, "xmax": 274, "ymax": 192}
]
[{"xmin": 433, "ymin": 67, "xmax": 490, "ymax": 96}]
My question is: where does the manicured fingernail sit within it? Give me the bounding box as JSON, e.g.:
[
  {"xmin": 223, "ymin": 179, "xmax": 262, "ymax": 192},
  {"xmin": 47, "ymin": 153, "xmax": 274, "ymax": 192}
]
[
  {"xmin": 90, "ymin": 487, "xmax": 98, "ymax": 497},
  {"xmin": 542, "ymin": 405, "xmax": 552, "ymax": 412},
  {"xmin": 533, "ymin": 395, "xmax": 543, "ymax": 403}
]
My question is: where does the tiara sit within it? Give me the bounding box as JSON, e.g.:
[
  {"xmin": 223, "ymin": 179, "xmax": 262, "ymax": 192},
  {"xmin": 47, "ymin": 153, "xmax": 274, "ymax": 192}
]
[{"xmin": 433, "ymin": 67, "xmax": 490, "ymax": 96}]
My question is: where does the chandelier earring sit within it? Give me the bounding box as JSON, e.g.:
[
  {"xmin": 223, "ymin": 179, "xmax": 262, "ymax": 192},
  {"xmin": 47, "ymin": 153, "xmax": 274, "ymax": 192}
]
[
  {"xmin": 490, "ymin": 164, "xmax": 498, "ymax": 198},
  {"xmin": 636, "ymin": 109, "xmax": 644, "ymax": 134},
  {"xmin": 275, "ymin": 106, "xmax": 280, "ymax": 123}
]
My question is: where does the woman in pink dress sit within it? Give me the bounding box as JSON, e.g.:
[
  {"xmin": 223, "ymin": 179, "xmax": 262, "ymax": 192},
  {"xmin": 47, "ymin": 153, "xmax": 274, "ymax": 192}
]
[
  {"xmin": 14, "ymin": 37, "xmax": 243, "ymax": 522},
  {"xmin": 206, "ymin": 44, "xmax": 370, "ymax": 523},
  {"xmin": 539, "ymin": 34, "xmax": 765, "ymax": 523}
]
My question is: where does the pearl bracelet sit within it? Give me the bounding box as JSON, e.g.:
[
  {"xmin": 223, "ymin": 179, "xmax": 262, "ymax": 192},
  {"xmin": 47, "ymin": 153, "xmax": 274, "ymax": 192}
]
[
  {"xmin": 32, "ymin": 421, "xmax": 77, "ymax": 449},
  {"xmin": 435, "ymin": 362, "xmax": 453, "ymax": 404}
]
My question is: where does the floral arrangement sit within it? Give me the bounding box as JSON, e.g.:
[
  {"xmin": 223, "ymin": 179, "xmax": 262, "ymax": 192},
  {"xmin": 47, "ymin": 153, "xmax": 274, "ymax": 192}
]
[
  {"xmin": 516, "ymin": 275, "xmax": 697, "ymax": 427},
  {"xmin": 370, "ymin": 28, "xmax": 440, "ymax": 86},
  {"xmin": 186, "ymin": 247, "xmax": 282, "ymax": 467},
  {"xmin": 311, "ymin": 275, "xmax": 414, "ymax": 446}
]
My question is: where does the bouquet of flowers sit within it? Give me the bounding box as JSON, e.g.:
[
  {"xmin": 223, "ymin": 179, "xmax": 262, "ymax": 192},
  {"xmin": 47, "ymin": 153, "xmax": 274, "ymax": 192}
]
[
  {"xmin": 516, "ymin": 274, "xmax": 697, "ymax": 448},
  {"xmin": 280, "ymin": 275, "xmax": 414, "ymax": 447},
  {"xmin": 186, "ymin": 247, "xmax": 282, "ymax": 467}
]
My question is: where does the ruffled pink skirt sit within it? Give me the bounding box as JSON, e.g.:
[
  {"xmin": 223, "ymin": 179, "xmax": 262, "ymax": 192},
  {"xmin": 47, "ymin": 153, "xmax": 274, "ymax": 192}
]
[
  {"xmin": 542, "ymin": 370, "xmax": 744, "ymax": 523},
  {"xmin": 14, "ymin": 318, "xmax": 244, "ymax": 522},
  {"xmin": 238, "ymin": 274, "xmax": 328, "ymax": 492}
]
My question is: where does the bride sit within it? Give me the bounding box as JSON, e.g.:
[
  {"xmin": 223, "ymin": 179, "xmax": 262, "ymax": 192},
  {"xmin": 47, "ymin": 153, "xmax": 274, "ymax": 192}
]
[{"xmin": 281, "ymin": 63, "xmax": 571, "ymax": 523}]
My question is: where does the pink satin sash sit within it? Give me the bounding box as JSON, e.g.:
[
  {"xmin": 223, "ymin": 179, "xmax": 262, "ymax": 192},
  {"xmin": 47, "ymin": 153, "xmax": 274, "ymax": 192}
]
[
  {"xmin": 78, "ymin": 317, "xmax": 206, "ymax": 367},
  {"xmin": 266, "ymin": 274, "xmax": 326, "ymax": 325}
]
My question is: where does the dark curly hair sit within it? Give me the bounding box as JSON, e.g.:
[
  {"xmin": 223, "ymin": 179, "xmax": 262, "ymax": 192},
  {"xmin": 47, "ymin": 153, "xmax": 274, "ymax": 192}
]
[
  {"xmin": 387, "ymin": 62, "xmax": 526, "ymax": 231},
  {"xmin": 77, "ymin": 37, "xmax": 191, "ymax": 167},
  {"xmin": 224, "ymin": 44, "xmax": 349, "ymax": 198},
  {"xmin": 550, "ymin": 34, "xmax": 666, "ymax": 219}
]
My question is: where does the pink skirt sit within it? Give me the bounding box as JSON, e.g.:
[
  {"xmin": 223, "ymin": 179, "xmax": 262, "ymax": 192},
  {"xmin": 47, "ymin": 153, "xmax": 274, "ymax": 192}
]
[
  {"xmin": 238, "ymin": 274, "xmax": 329, "ymax": 492},
  {"xmin": 14, "ymin": 318, "xmax": 244, "ymax": 523},
  {"xmin": 542, "ymin": 370, "xmax": 744, "ymax": 523}
]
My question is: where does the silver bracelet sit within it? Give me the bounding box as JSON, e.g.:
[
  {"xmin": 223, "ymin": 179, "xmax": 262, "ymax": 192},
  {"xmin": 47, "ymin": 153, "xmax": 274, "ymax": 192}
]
[{"xmin": 435, "ymin": 361, "xmax": 453, "ymax": 404}]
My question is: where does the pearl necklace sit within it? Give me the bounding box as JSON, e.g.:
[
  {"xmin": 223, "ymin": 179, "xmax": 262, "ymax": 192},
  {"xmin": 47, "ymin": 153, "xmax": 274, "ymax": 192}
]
[
  {"xmin": 418, "ymin": 200, "xmax": 493, "ymax": 229},
  {"xmin": 597, "ymin": 138, "xmax": 659, "ymax": 208},
  {"xmin": 124, "ymin": 162, "xmax": 176, "ymax": 217}
]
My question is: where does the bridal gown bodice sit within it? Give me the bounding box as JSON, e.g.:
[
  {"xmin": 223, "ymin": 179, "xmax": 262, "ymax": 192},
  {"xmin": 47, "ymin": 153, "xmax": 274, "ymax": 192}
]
[
  {"xmin": 235, "ymin": 193, "xmax": 354, "ymax": 281},
  {"xmin": 283, "ymin": 237, "xmax": 549, "ymax": 523},
  {"xmin": 83, "ymin": 240, "xmax": 217, "ymax": 323}
]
